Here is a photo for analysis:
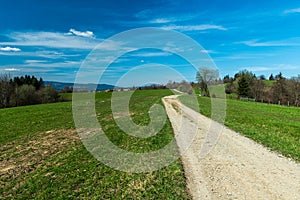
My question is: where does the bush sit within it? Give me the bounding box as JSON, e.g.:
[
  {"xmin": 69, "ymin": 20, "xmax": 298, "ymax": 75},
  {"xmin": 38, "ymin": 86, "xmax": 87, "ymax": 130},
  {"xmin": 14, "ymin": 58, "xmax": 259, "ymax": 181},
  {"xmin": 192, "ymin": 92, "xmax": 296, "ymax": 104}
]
[
  {"xmin": 38, "ymin": 86, "xmax": 59, "ymax": 103},
  {"xmin": 15, "ymin": 84, "xmax": 39, "ymax": 106}
]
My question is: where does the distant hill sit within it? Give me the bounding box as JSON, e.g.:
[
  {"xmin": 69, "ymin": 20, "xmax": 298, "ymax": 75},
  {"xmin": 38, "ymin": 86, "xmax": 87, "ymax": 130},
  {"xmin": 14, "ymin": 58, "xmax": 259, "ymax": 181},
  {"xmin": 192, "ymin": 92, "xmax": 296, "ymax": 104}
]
[{"xmin": 44, "ymin": 81, "xmax": 116, "ymax": 91}]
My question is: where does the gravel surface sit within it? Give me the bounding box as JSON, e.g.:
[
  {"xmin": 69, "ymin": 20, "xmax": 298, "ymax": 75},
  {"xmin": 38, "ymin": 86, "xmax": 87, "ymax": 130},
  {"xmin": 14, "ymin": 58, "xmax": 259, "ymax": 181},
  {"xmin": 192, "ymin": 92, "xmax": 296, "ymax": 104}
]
[{"xmin": 163, "ymin": 95, "xmax": 300, "ymax": 200}]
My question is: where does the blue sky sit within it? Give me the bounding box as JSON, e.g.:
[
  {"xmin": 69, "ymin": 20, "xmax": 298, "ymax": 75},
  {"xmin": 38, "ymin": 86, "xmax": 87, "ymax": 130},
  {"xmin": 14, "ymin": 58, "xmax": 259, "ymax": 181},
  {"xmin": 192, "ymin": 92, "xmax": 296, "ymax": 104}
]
[{"xmin": 1, "ymin": 0, "xmax": 300, "ymax": 86}]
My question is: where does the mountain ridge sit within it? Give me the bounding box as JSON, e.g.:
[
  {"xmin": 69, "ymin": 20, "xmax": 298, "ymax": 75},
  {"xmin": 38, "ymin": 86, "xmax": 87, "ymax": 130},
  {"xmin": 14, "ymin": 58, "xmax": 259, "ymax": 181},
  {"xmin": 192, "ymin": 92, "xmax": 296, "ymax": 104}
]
[{"xmin": 44, "ymin": 81, "xmax": 116, "ymax": 91}]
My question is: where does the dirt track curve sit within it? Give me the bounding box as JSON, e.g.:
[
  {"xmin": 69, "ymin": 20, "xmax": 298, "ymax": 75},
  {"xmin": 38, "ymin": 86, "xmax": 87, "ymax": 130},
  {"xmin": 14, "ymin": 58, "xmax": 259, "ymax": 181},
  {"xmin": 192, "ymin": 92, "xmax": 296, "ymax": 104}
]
[{"xmin": 162, "ymin": 95, "xmax": 300, "ymax": 200}]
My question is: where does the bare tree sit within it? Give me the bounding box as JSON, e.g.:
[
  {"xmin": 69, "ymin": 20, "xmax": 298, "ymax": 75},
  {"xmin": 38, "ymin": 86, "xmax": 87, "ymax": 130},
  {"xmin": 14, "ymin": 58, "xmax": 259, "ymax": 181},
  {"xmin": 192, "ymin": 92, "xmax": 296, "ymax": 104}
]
[
  {"xmin": 250, "ymin": 79, "xmax": 265, "ymax": 101},
  {"xmin": 290, "ymin": 75, "xmax": 300, "ymax": 105},
  {"xmin": 0, "ymin": 73, "xmax": 13, "ymax": 108},
  {"xmin": 196, "ymin": 67, "xmax": 219, "ymax": 96}
]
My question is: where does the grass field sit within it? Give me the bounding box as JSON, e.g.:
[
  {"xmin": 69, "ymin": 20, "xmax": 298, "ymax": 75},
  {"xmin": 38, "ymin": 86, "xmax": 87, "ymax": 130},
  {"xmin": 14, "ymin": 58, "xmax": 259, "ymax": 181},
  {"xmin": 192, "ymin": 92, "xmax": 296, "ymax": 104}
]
[
  {"xmin": 0, "ymin": 90, "xmax": 191, "ymax": 199},
  {"xmin": 180, "ymin": 94, "xmax": 300, "ymax": 162},
  {"xmin": 2, "ymin": 88, "xmax": 299, "ymax": 199}
]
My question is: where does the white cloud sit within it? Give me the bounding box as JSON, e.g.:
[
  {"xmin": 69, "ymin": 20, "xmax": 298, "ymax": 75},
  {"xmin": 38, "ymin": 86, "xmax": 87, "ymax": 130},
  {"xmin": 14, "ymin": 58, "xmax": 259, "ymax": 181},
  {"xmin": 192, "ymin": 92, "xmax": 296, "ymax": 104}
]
[
  {"xmin": 4, "ymin": 68, "xmax": 20, "ymax": 71},
  {"xmin": 132, "ymin": 51, "xmax": 172, "ymax": 57},
  {"xmin": 238, "ymin": 38, "xmax": 300, "ymax": 47},
  {"xmin": 243, "ymin": 67, "xmax": 271, "ymax": 72},
  {"xmin": 25, "ymin": 60, "xmax": 48, "ymax": 64},
  {"xmin": 0, "ymin": 46, "xmax": 21, "ymax": 52},
  {"xmin": 0, "ymin": 31, "xmax": 100, "ymax": 49},
  {"xmin": 68, "ymin": 29, "xmax": 95, "ymax": 38},
  {"xmin": 242, "ymin": 64, "xmax": 298, "ymax": 72},
  {"xmin": 150, "ymin": 18, "xmax": 172, "ymax": 24},
  {"xmin": 23, "ymin": 60, "xmax": 82, "ymax": 68},
  {"xmin": 0, "ymin": 49, "xmax": 80, "ymax": 59},
  {"xmin": 277, "ymin": 64, "xmax": 298, "ymax": 70},
  {"xmin": 216, "ymin": 55, "xmax": 259, "ymax": 60},
  {"xmin": 200, "ymin": 49, "xmax": 216, "ymax": 54},
  {"xmin": 284, "ymin": 8, "xmax": 300, "ymax": 14},
  {"xmin": 1, "ymin": 60, "xmax": 82, "ymax": 75},
  {"xmin": 162, "ymin": 24, "xmax": 227, "ymax": 31},
  {"xmin": 136, "ymin": 9, "xmax": 199, "ymax": 23}
]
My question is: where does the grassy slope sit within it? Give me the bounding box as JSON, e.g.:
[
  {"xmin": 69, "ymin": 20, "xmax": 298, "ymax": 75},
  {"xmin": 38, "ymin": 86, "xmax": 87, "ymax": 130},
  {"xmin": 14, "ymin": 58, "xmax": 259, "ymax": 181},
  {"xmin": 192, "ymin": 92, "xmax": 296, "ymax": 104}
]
[
  {"xmin": 180, "ymin": 95, "xmax": 300, "ymax": 162},
  {"xmin": 0, "ymin": 90, "xmax": 191, "ymax": 199},
  {"xmin": 0, "ymin": 102, "xmax": 74, "ymax": 144}
]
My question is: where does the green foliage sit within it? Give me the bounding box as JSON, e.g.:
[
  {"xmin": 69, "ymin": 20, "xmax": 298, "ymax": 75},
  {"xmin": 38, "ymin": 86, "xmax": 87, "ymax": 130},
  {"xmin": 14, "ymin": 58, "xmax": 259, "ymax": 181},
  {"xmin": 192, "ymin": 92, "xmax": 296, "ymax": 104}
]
[
  {"xmin": 224, "ymin": 71, "xmax": 300, "ymax": 105},
  {"xmin": 15, "ymin": 84, "xmax": 39, "ymax": 106},
  {"xmin": 238, "ymin": 75, "xmax": 250, "ymax": 97},
  {"xmin": 13, "ymin": 75, "xmax": 43, "ymax": 90},
  {"xmin": 223, "ymin": 74, "xmax": 233, "ymax": 84},
  {"xmin": 0, "ymin": 74, "xmax": 60, "ymax": 108},
  {"xmin": 226, "ymin": 93, "xmax": 238, "ymax": 100},
  {"xmin": 263, "ymin": 80, "xmax": 276, "ymax": 87},
  {"xmin": 39, "ymin": 86, "xmax": 59, "ymax": 103}
]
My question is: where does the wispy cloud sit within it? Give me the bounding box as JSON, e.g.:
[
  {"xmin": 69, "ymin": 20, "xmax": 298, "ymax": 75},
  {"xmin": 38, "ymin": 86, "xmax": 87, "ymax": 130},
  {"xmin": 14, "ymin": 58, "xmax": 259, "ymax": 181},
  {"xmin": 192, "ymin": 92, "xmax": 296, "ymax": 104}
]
[
  {"xmin": 277, "ymin": 64, "xmax": 298, "ymax": 70},
  {"xmin": 214, "ymin": 52, "xmax": 277, "ymax": 62},
  {"xmin": 24, "ymin": 60, "xmax": 48, "ymax": 64},
  {"xmin": 200, "ymin": 49, "xmax": 216, "ymax": 54},
  {"xmin": 237, "ymin": 38, "xmax": 300, "ymax": 47},
  {"xmin": 0, "ymin": 49, "xmax": 81, "ymax": 60},
  {"xmin": 136, "ymin": 9, "xmax": 199, "ymax": 23},
  {"xmin": 243, "ymin": 66, "xmax": 271, "ymax": 72},
  {"xmin": 242, "ymin": 64, "xmax": 298, "ymax": 72},
  {"xmin": 161, "ymin": 24, "xmax": 227, "ymax": 31},
  {"xmin": 149, "ymin": 18, "xmax": 172, "ymax": 24},
  {"xmin": 68, "ymin": 29, "xmax": 95, "ymax": 38},
  {"xmin": 4, "ymin": 68, "xmax": 20, "ymax": 71},
  {"xmin": 0, "ymin": 46, "xmax": 21, "ymax": 52},
  {"xmin": 131, "ymin": 52, "xmax": 172, "ymax": 57},
  {"xmin": 22, "ymin": 60, "xmax": 82, "ymax": 68},
  {"xmin": 0, "ymin": 31, "xmax": 100, "ymax": 49},
  {"xmin": 135, "ymin": 9, "xmax": 153, "ymax": 19},
  {"xmin": 216, "ymin": 55, "xmax": 261, "ymax": 60},
  {"xmin": 284, "ymin": 7, "xmax": 300, "ymax": 14},
  {"xmin": 148, "ymin": 14, "xmax": 198, "ymax": 24}
]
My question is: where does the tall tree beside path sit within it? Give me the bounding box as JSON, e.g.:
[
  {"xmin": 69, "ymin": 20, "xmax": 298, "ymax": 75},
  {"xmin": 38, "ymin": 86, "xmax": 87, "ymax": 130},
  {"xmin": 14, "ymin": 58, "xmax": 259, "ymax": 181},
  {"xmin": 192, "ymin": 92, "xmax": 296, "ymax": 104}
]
[{"xmin": 196, "ymin": 67, "xmax": 219, "ymax": 96}]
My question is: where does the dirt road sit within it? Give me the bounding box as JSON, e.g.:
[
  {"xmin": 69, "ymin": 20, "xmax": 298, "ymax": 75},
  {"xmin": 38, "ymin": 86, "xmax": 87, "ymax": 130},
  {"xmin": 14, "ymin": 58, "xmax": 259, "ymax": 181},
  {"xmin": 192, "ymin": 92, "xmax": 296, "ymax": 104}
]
[{"xmin": 162, "ymin": 95, "xmax": 300, "ymax": 200}]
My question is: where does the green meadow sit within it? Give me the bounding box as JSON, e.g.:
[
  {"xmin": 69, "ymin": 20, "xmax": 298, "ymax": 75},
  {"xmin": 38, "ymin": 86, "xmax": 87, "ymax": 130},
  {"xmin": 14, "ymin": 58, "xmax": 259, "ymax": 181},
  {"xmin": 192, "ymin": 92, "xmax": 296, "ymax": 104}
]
[
  {"xmin": 1, "ymin": 89, "xmax": 299, "ymax": 199},
  {"xmin": 0, "ymin": 90, "xmax": 191, "ymax": 199}
]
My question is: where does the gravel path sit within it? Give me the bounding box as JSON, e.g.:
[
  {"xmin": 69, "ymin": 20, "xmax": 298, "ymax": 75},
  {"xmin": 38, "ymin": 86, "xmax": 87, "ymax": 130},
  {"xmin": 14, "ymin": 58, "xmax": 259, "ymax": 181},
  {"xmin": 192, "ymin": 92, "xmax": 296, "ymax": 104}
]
[{"xmin": 162, "ymin": 95, "xmax": 300, "ymax": 200}]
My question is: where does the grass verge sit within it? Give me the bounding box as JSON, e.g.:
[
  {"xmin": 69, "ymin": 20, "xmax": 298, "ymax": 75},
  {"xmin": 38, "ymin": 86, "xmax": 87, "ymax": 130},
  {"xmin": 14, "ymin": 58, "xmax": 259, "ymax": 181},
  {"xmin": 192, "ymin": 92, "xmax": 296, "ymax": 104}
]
[{"xmin": 180, "ymin": 94, "xmax": 300, "ymax": 162}]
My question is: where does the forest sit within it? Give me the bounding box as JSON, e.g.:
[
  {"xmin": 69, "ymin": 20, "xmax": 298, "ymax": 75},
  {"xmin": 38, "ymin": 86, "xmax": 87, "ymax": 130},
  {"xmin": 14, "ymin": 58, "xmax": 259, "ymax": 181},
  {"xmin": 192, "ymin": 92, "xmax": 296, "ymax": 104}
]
[{"xmin": 0, "ymin": 74, "xmax": 59, "ymax": 108}]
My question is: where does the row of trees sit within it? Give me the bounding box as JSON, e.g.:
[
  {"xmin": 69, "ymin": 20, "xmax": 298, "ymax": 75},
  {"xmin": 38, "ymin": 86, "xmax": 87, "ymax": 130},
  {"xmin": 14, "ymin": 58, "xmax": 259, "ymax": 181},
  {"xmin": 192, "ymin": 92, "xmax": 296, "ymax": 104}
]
[
  {"xmin": 166, "ymin": 80, "xmax": 194, "ymax": 94},
  {"xmin": 224, "ymin": 70, "xmax": 300, "ymax": 106},
  {"xmin": 195, "ymin": 67, "xmax": 300, "ymax": 106},
  {"xmin": 0, "ymin": 74, "xmax": 59, "ymax": 108}
]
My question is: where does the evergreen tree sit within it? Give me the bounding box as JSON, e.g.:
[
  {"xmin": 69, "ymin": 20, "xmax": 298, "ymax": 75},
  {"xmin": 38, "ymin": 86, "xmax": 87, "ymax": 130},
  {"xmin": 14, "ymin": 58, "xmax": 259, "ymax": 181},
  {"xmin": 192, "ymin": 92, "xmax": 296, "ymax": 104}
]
[
  {"xmin": 275, "ymin": 72, "xmax": 284, "ymax": 80},
  {"xmin": 238, "ymin": 75, "xmax": 250, "ymax": 97}
]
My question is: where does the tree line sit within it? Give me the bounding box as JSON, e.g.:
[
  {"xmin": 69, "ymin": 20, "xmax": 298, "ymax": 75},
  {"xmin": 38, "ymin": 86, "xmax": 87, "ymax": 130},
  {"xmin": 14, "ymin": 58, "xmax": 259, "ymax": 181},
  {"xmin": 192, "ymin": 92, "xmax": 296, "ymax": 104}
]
[
  {"xmin": 224, "ymin": 70, "xmax": 300, "ymax": 106},
  {"xmin": 195, "ymin": 67, "xmax": 300, "ymax": 106},
  {"xmin": 0, "ymin": 74, "xmax": 59, "ymax": 108}
]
